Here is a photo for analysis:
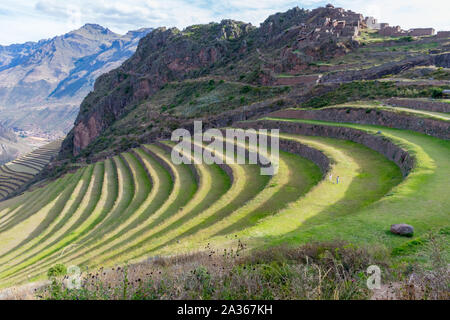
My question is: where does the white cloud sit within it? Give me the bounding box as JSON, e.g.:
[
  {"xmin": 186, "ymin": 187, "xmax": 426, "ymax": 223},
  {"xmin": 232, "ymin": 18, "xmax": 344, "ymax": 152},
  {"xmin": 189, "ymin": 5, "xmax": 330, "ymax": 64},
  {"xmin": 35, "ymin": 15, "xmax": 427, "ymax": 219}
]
[{"xmin": 0, "ymin": 0, "xmax": 448, "ymax": 45}]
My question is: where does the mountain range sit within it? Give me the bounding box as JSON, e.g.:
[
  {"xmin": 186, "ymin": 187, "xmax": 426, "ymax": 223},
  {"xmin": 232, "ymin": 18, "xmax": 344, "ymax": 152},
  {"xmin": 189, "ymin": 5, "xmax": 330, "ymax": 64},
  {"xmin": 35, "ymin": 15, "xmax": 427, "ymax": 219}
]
[{"xmin": 0, "ymin": 24, "xmax": 152, "ymax": 138}]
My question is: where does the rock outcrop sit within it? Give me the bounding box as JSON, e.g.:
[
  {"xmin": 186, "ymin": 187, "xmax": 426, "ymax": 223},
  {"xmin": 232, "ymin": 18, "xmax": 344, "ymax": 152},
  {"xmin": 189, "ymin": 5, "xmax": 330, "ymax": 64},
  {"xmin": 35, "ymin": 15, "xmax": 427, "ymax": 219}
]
[
  {"xmin": 259, "ymin": 6, "xmax": 362, "ymax": 73},
  {"xmin": 390, "ymin": 224, "xmax": 414, "ymax": 236},
  {"xmin": 433, "ymin": 52, "xmax": 450, "ymax": 68}
]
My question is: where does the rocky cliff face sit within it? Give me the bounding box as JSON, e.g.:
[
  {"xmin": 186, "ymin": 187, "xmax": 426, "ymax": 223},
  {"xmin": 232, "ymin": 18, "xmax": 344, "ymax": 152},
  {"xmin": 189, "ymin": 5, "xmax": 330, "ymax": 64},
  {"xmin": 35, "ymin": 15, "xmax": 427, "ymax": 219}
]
[
  {"xmin": 0, "ymin": 24, "xmax": 152, "ymax": 136},
  {"xmin": 62, "ymin": 6, "xmax": 374, "ymax": 156},
  {"xmin": 258, "ymin": 6, "xmax": 362, "ymax": 73}
]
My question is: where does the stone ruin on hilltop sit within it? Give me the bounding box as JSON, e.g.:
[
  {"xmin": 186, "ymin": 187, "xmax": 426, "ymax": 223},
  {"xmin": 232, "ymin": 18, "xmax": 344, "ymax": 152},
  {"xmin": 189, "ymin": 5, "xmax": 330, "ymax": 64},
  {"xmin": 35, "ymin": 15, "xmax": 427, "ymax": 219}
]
[{"xmin": 364, "ymin": 15, "xmax": 436, "ymax": 37}]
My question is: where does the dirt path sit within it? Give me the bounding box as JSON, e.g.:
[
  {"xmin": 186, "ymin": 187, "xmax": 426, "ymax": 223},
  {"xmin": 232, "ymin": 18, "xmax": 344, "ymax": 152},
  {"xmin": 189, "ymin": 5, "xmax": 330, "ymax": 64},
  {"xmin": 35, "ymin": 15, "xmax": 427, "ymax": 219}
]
[{"xmin": 0, "ymin": 280, "xmax": 49, "ymax": 300}]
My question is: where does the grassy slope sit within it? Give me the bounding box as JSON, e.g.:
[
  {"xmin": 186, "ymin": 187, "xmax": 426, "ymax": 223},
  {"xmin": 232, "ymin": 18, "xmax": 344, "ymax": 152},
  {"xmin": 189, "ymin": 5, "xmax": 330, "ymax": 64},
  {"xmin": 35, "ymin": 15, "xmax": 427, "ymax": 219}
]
[
  {"xmin": 0, "ymin": 168, "xmax": 86, "ymax": 266},
  {"xmin": 2, "ymin": 145, "xmax": 199, "ymax": 284},
  {"xmin": 80, "ymin": 143, "xmax": 229, "ymax": 267},
  {"xmin": 0, "ymin": 165, "xmax": 96, "ymax": 281},
  {"xmin": 247, "ymin": 118, "xmax": 449, "ymax": 261},
  {"xmin": 148, "ymin": 150, "xmax": 322, "ymax": 257},
  {"xmin": 80, "ymin": 80, "xmax": 290, "ymax": 159},
  {"xmin": 1, "ymin": 156, "xmax": 134, "ymax": 283},
  {"xmin": 303, "ymin": 81, "xmax": 450, "ymax": 109}
]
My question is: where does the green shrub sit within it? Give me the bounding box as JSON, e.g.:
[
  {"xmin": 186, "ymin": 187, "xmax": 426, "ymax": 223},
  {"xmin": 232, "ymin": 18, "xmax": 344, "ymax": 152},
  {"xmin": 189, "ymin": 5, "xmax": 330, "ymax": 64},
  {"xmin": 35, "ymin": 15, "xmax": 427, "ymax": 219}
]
[
  {"xmin": 397, "ymin": 36, "xmax": 414, "ymax": 42},
  {"xmin": 392, "ymin": 238, "xmax": 425, "ymax": 256},
  {"xmin": 47, "ymin": 264, "xmax": 67, "ymax": 278},
  {"xmin": 431, "ymin": 88, "xmax": 443, "ymax": 99},
  {"xmin": 241, "ymin": 85, "xmax": 252, "ymax": 94}
]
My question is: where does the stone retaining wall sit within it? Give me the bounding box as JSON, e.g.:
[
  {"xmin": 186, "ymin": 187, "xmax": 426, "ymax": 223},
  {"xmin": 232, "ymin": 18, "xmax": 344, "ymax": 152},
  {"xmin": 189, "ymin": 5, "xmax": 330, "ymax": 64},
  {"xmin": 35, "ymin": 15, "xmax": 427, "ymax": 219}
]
[
  {"xmin": 216, "ymin": 129, "xmax": 330, "ymax": 176},
  {"xmin": 236, "ymin": 120, "xmax": 414, "ymax": 177},
  {"xmin": 154, "ymin": 141, "xmax": 200, "ymax": 184},
  {"xmin": 274, "ymin": 75, "xmax": 320, "ymax": 86},
  {"xmin": 141, "ymin": 145, "xmax": 176, "ymax": 182},
  {"xmin": 320, "ymin": 53, "xmax": 450, "ymax": 83},
  {"xmin": 278, "ymin": 138, "xmax": 330, "ymax": 175},
  {"xmin": 320, "ymin": 56, "xmax": 432, "ymax": 83},
  {"xmin": 268, "ymin": 108, "xmax": 450, "ymax": 140},
  {"xmin": 384, "ymin": 98, "xmax": 450, "ymax": 113}
]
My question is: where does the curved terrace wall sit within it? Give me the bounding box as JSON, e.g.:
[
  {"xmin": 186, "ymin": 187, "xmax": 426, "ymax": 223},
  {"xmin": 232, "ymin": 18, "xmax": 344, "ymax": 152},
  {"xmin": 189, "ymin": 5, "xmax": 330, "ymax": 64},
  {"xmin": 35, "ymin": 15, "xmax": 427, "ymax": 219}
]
[
  {"xmin": 236, "ymin": 120, "xmax": 414, "ymax": 177},
  {"xmin": 154, "ymin": 141, "xmax": 201, "ymax": 184},
  {"xmin": 277, "ymin": 138, "xmax": 330, "ymax": 175},
  {"xmin": 384, "ymin": 98, "xmax": 450, "ymax": 113},
  {"xmin": 268, "ymin": 108, "xmax": 450, "ymax": 140}
]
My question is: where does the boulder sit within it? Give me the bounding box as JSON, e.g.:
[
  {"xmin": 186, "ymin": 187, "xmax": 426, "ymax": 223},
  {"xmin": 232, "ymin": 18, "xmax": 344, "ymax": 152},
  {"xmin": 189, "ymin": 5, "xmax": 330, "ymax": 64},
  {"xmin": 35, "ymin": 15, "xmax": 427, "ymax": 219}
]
[{"xmin": 390, "ymin": 224, "xmax": 414, "ymax": 236}]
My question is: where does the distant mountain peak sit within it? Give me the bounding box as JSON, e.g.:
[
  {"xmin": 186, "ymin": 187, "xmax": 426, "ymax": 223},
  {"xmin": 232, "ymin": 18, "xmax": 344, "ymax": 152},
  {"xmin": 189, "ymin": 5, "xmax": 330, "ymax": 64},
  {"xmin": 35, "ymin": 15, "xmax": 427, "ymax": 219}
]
[
  {"xmin": 70, "ymin": 23, "xmax": 116, "ymax": 37},
  {"xmin": 82, "ymin": 23, "xmax": 105, "ymax": 29},
  {"xmin": 80, "ymin": 23, "xmax": 108, "ymax": 31}
]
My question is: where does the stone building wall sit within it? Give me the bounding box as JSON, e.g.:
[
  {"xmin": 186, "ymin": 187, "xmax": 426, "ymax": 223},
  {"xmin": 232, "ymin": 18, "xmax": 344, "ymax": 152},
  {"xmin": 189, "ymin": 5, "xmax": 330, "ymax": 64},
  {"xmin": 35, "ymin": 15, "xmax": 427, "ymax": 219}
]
[
  {"xmin": 408, "ymin": 28, "xmax": 435, "ymax": 36},
  {"xmin": 379, "ymin": 26, "xmax": 405, "ymax": 37},
  {"xmin": 436, "ymin": 31, "xmax": 450, "ymax": 38}
]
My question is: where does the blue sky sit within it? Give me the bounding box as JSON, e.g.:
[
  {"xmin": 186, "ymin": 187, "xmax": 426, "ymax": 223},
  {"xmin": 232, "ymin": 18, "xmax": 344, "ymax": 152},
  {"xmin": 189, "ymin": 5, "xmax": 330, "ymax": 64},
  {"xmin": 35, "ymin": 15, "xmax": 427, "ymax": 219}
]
[{"xmin": 0, "ymin": 0, "xmax": 448, "ymax": 45}]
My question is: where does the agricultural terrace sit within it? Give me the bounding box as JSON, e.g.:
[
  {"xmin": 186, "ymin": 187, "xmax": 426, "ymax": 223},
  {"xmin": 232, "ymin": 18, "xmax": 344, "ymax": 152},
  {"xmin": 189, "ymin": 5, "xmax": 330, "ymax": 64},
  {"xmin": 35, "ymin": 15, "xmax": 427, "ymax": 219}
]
[{"xmin": 0, "ymin": 100, "xmax": 448, "ymax": 289}]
